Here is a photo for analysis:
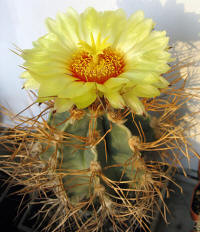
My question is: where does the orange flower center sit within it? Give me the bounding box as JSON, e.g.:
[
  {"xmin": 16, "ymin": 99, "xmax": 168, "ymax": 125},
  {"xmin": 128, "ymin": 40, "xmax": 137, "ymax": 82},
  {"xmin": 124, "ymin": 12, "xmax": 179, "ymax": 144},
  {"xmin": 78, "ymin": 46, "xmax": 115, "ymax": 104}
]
[{"xmin": 70, "ymin": 47, "xmax": 125, "ymax": 84}]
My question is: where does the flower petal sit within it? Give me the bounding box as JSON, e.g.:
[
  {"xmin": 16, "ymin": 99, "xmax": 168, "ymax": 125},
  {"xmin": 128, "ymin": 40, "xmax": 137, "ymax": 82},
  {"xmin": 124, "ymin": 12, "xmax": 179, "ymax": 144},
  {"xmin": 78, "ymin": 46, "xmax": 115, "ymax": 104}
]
[
  {"xmin": 99, "ymin": 9, "xmax": 127, "ymax": 45},
  {"xmin": 104, "ymin": 78, "xmax": 129, "ymax": 91},
  {"xmin": 54, "ymin": 98, "xmax": 73, "ymax": 113},
  {"xmin": 80, "ymin": 8, "xmax": 100, "ymax": 43},
  {"xmin": 73, "ymin": 89, "xmax": 97, "ymax": 109},
  {"xmin": 59, "ymin": 82, "xmax": 96, "ymax": 98},
  {"xmin": 123, "ymin": 92, "xmax": 145, "ymax": 115},
  {"xmin": 116, "ymin": 11, "xmax": 154, "ymax": 51},
  {"xmin": 105, "ymin": 91, "xmax": 125, "ymax": 108},
  {"xmin": 21, "ymin": 71, "xmax": 40, "ymax": 89},
  {"xmin": 38, "ymin": 77, "xmax": 73, "ymax": 97},
  {"xmin": 127, "ymin": 58, "xmax": 170, "ymax": 74},
  {"xmin": 121, "ymin": 71, "xmax": 169, "ymax": 88},
  {"xmin": 126, "ymin": 31, "xmax": 170, "ymax": 74},
  {"xmin": 132, "ymin": 84, "xmax": 160, "ymax": 98},
  {"xmin": 46, "ymin": 8, "xmax": 80, "ymax": 47},
  {"xmin": 152, "ymin": 76, "xmax": 169, "ymax": 88}
]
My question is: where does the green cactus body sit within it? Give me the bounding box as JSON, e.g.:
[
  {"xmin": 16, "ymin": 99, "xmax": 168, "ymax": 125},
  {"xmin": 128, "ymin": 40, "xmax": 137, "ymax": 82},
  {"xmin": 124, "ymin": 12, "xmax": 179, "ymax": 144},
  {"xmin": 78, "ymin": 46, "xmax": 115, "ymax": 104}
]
[{"xmin": 39, "ymin": 108, "xmax": 159, "ymax": 230}]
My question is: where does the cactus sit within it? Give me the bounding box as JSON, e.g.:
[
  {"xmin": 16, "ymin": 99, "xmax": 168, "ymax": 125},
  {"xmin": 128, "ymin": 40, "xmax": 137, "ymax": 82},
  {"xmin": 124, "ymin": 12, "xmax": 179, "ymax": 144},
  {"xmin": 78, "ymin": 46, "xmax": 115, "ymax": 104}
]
[
  {"xmin": 34, "ymin": 106, "xmax": 160, "ymax": 231},
  {"xmin": 45, "ymin": 107, "xmax": 156, "ymax": 201},
  {"xmin": 0, "ymin": 7, "xmax": 199, "ymax": 232},
  {"xmin": 1, "ymin": 76, "xmax": 198, "ymax": 231}
]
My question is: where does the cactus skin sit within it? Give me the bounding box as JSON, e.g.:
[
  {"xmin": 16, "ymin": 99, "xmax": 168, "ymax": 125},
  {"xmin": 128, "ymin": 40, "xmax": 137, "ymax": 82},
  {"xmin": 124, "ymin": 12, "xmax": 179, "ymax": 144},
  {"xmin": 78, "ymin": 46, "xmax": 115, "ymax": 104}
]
[{"xmin": 38, "ymin": 107, "xmax": 162, "ymax": 230}]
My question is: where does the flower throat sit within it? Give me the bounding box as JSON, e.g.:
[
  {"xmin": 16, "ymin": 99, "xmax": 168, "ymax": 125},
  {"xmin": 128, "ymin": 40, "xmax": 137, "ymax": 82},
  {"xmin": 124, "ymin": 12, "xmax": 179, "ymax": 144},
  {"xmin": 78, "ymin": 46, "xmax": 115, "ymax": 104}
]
[{"xmin": 70, "ymin": 33, "xmax": 125, "ymax": 84}]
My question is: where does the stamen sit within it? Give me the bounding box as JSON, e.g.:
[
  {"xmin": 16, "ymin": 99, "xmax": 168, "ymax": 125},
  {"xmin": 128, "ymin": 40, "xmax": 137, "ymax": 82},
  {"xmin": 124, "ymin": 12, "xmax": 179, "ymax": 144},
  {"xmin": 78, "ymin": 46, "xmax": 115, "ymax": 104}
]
[
  {"xmin": 70, "ymin": 33, "xmax": 125, "ymax": 84},
  {"xmin": 70, "ymin": 47, "xmax": 125, "ymax": 84}
]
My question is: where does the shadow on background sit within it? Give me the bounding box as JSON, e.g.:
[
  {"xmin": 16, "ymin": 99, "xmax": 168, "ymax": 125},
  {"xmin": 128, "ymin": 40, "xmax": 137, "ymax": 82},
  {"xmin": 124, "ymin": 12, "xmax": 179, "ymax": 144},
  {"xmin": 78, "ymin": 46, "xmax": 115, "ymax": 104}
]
[{"xmin": 117, "ymin": 0, "xmax": 200, "ymax": 44}]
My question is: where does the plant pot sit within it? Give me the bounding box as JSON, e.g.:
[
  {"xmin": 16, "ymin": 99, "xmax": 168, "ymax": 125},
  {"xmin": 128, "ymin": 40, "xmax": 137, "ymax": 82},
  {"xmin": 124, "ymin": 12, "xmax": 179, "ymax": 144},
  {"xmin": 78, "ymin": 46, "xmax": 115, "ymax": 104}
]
[
  {"xmin": 198, "ymin": 160, "xmax": 200, "ymax": 180},
  {"xmin": 191, "ymin": 181, "xmax": 200, "ymax": 221}
]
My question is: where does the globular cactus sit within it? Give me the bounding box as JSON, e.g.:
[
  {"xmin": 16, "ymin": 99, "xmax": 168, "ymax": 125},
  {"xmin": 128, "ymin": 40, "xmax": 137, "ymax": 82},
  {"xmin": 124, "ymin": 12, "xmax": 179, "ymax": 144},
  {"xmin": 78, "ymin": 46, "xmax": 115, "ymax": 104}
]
[
  {"xmin": 0, "ymin": 7, "xmax": 199, "ymax": 232},
  {"xmin": 0, "ymin": 95, "xmax": 185, "ymax": 231},
  {"xmin": 0, "ymin": 74, "xmax": 198, "ymax": 232},
  {"xmin": 39, "ymin": 105, "xmax": 159, "ymax": 231}
]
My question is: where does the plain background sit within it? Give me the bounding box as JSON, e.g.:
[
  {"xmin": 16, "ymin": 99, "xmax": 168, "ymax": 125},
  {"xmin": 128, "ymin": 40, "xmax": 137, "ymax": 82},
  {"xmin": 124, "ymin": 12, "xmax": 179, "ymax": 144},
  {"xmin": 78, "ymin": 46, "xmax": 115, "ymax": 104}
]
[{"xmin": 0, "ymin": 0, "xmax": 200, "ymax": 170}]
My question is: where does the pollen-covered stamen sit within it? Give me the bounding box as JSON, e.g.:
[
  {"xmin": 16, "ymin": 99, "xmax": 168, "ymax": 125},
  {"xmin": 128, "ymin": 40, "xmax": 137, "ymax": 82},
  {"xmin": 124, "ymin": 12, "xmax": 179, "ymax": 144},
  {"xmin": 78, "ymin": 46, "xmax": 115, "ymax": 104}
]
[
  {"xmin": 70, "ymin": 47, "xmax": 125, "ymax": 84},
  {"xmin": 70, "ymin": 32, "xmax": 125, "ymax": 84}
]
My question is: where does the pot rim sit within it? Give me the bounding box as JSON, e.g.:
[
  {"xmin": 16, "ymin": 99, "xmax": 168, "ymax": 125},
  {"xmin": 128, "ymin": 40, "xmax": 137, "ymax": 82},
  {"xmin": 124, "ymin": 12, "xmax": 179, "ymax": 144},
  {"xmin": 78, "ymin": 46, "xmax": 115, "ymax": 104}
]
[{"xmin": 191, "ymin": 181, "xmax": 200, "ymax": 221}]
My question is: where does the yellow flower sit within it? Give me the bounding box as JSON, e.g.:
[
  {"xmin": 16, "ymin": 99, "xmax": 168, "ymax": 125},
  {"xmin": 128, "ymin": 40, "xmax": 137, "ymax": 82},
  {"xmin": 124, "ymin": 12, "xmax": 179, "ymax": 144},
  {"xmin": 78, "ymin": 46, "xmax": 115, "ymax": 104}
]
[{"xmin": 21, "ymin": 8, "xmax": 171, "ymax": 114}]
